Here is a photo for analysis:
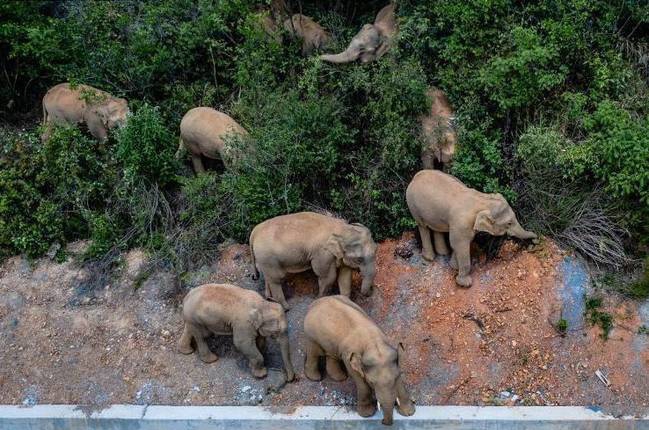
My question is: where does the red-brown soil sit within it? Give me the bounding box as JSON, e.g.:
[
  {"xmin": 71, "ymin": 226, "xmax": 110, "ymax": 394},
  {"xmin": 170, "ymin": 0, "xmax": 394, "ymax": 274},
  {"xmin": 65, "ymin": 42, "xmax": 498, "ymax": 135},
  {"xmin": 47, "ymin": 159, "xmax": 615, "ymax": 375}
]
[{"xmin": 0, "ymin": 234, "xmax": 647, "ymax": 416}]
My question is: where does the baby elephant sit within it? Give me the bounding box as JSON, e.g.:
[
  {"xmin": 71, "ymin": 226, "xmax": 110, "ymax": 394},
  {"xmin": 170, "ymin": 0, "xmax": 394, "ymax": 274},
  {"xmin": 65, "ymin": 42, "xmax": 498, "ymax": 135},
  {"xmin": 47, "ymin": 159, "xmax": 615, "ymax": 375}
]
[
  {"xmin": 178, "ymin": 107, "xmax": 248, "ymax": 173},
  {"xmin": 304, "ymin": 295, "xmax": 415, "ymax": 425},
  {"xmin": 406, "ymin": 170, "xmax": 537, "ymax": 287},
  {"xmin": 42, "ymin": 83, "xmax": 129, "ymax": 142},
  {"xmin": 178, "ymin": 283, "xmax": 295, "ymax": 381},
  {"xmin": 250, "ymin": 212, "xmax": 377, "ymax": 310}
]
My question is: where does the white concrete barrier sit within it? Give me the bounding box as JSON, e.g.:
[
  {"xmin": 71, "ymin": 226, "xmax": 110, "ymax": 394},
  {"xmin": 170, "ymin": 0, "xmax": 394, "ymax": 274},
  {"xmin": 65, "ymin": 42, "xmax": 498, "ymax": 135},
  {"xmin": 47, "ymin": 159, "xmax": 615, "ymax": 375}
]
[{"xmin": 0, "ymin": 405, "xmax": 647, "ymax": 429}]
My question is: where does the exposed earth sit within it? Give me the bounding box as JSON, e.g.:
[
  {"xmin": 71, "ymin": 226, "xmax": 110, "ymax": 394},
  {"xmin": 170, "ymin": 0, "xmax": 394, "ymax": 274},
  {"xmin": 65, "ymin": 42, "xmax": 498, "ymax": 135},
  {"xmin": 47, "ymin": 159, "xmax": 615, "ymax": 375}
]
[{"xmin": 1, "ymin": 234, "xmax": 648, "ymax": 416}]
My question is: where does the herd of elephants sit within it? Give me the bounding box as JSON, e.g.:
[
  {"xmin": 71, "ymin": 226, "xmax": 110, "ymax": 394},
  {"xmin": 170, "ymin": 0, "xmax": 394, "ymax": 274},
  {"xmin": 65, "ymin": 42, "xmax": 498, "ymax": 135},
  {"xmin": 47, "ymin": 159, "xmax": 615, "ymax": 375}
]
[{"xmin": 37, "ymin": 2, "xmax": 540, "ymax": 425}]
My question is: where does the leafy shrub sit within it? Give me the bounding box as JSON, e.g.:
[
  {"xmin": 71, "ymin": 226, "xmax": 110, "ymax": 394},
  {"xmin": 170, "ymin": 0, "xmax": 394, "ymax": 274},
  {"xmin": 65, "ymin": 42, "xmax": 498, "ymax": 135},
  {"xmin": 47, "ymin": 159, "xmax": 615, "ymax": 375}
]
[
  {"xmin": 115, "ymin": 103, "xmax": 179, "ymax": 187},
  {"xmin": 0, "ymin": 126, "xmax": 116, "ymax": 258}
]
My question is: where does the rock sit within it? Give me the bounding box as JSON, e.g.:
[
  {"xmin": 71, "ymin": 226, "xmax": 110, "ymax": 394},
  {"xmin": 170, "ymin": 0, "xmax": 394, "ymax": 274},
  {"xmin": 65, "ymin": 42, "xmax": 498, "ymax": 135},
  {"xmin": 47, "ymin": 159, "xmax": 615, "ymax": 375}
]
[
  {"xmin": 499, "ymin": 391, "xmax": 511, "ymax": 398},
  {"xmin": 46, "ymin": 243, "xmax": 61, "ymax": 260},
  {"xmin": 394, "ymin": 240, "xmax": 416, "ymax": 259},
  {"xmin": 241, "ymin": 386, "xmax": 251, "ymax": 393}
]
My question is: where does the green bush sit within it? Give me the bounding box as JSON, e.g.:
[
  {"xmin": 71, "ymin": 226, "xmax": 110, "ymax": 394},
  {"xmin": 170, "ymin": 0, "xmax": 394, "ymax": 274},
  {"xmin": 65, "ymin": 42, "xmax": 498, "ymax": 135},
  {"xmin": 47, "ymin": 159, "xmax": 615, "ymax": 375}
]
[
  {"xmin": 0, "ymin": 126, "xmax": 116, "ymax": 258},
  {"xmin": 115, "ymin": 103, "xmax": 179, "ymax": 187}
]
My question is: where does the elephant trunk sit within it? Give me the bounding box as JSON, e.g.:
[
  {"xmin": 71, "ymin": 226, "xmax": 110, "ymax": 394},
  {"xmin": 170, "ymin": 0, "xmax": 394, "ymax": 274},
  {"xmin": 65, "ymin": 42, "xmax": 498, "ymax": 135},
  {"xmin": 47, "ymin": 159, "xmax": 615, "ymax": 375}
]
[
  {"xmin": 376, "ymin": 391, "xmax": 396, "ymax": 426},
  {"xmin": 320, "ymin": 47, "xmax": 360, "ymax": 63},
  {"xmin": 508, "ymin": 221, "xmax": 537, "ymax": 240},
  {"xmin": 277, "ymin": 333, "xmax": 295, "ymax": 381},
  {"xmin": 360, "ymin": 262, "xmax": 376, "ymax": 296}
]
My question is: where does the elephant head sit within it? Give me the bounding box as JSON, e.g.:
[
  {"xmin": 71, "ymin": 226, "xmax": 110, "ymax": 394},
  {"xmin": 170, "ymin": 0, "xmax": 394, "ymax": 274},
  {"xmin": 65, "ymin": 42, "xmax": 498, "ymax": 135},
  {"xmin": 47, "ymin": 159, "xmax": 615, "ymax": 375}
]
[
  {"xmin": 320, "ymin": 3, "xmax": 396, "ymax": 64},
  {"xmin": 474, "ymin": 194, "xmax": 537, "ymax": 240},
  {"xmin": 249, "ymin": 300, "xmax": 295, "ymax": 381},
  {"xmin": 347, "ymin": 343, "xmax": 414, "ymax": 425},
  {"xmin": 93, "ymin": 97, "xmax": 129, "ymax": 130},
  {"xmin": 326, "ymin": 223, "xmax": 377, "ymax": 295}
]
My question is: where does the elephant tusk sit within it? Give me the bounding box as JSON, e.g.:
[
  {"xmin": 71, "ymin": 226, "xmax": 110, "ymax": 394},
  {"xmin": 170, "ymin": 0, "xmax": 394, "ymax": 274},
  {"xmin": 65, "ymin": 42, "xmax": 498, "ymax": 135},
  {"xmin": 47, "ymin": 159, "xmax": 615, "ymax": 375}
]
[
  {"xmin": 396, "ymin": 397, "xmax": 401, "ymax": 407},
  {"xmin": 377, "ymin": 400, "xmax": 381, "ymax": 411}
]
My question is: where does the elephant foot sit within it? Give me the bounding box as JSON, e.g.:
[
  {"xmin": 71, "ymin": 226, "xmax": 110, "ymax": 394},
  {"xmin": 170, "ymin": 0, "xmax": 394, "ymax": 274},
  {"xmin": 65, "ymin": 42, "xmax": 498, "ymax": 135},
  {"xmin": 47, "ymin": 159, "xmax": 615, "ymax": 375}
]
[
  {"xmin": 357, "ymin": 402, "xmax": 377, "ymax": 418},
  {"xmin": 449, "ymin": 255, "xmax": 458, "ymax": 269},
  {"xmin": 251, "ymin": 366, "xmax": 268, "ymax": 379},
  {"xmin": 199, "ymin": 351, "xmax": 219, "ymax": 363},
  {"xmin": 421, "ymin": 251, "xmax": 435, "ymax": 262},
  {"xmin": 178, "ymin": 343, "xmax": 195, "ymax": 355},
  {"xmin": 281, "ymin": 302, "xmax": 291, "ymax": 311},
  {"xmin": 397, "ymin": 400, "xmax": 416, "ymax": 417},
  {"xmin": 435, "ymin": 248, "xmax": 449, "ymax": 256},
  {"xmin": 455, "ymin": 275, "xmax": 472, "ymax": 288},
  {"xmin": 285, "ymin": 369, "xmax": 296, "ymax": 382},
  {"xmin": 360, "ymin": 286, "xmax": 372, "ymax": 297},
  {"xmin": 304, "ymin": 365, "xmax": 322, "ymax": 381}
]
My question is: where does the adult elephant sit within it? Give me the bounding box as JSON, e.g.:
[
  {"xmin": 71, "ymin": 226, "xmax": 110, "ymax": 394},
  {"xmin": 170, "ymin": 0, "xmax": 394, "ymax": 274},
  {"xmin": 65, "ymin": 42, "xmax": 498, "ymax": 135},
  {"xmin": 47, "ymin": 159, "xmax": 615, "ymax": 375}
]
[
  {"xmin": 41, "ymin": 83, "xmax": 129, "ymax": 142},
  {"xmin": 320, "ymin": 3, "xmax": 397, "ymax": 64},
  {"xmin": 304, "ymin": 295, "xmax": 416, "ymax": 425},
  {"xmin": 250, "ymin": 212, "xmax": 377, "ymax": 310},
  {"xmin": 406, "ymin": 170, "xmax": 537, "ymax": 287},
  {"xmin": 177, "ymin": 107, "xmax": 248, "ymax": 173}
]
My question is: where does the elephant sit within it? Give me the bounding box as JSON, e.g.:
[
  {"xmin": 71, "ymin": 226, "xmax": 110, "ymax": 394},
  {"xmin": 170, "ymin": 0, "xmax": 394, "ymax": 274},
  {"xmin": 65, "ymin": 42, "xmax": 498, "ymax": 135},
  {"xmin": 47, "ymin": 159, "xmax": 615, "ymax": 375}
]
[
  {"xmin": 406, "ymin": 170, "xmax": 537, "ymax": 287},
  {"xmin": 304, "ymin": 295, "xmax": 416, "ymax": 425},
  {"xmin": 283, "ymin": 14, "xmax": 332, "ymax": 55},
  {"xmin": 249, "ymin": 211, "xmax": 377, "ymax": 310},
  {"xmin": 41, "ymin": 83, "xmax": 129, "ymax": 142},
  {"xmin": 178, "ymin": 283, "xmax": 295, "ymax": 381},
  {"xmin": 320, "ymin": 3, "xmax": 397, "ymax": 64},
  {"xmin": 421, "ymin": 88, "xmax": 457, "ymax": 169},
  {"xmin": 177, "ymin": 107, "xmax": 248, "ymax": 173}
]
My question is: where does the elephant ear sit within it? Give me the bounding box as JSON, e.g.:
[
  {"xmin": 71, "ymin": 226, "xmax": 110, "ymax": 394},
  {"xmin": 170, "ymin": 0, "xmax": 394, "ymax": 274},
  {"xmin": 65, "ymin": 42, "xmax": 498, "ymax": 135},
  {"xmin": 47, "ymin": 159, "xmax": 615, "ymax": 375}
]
[
  {"xmin": 397, "ymin": 342, "xmax": 405, "ymax": 368},
  {"xmin": 346, "ymin": 352, "xmax": 365, "ymax": 377},
  {"xmin": 473, "ymin": 209, "xmax": 498, "ymax": 235},
  {"xmin": 324, "ymin": 233, "xmax": 344, "ymax": 260},
  {"xmin": 248, "ymin": 307, "xmax": 264, "ymax": 330}
]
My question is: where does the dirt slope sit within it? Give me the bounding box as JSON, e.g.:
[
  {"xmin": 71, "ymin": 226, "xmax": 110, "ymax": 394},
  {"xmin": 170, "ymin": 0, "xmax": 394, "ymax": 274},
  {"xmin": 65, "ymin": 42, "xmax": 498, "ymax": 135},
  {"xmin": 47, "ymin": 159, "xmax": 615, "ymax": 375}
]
[{"xmin": 0, "ymin": 234, "xmax": 647, "ymax": 416}]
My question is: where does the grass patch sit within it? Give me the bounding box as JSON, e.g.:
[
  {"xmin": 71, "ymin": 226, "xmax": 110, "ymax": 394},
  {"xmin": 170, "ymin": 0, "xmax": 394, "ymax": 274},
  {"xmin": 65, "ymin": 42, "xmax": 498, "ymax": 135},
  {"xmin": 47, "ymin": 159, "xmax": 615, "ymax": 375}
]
[
  {"xmin": 584, "ymin": 295, "xmax": 614, "ymax": 340},
  {"xmin": 554, "ymin": 317, "xmax": 568, "ymax": 337}
]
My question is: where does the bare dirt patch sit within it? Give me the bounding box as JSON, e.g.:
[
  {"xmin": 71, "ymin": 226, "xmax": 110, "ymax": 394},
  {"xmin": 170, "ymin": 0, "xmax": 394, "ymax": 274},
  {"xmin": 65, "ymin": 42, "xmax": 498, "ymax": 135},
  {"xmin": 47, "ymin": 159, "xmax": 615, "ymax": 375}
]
[{"xmin": 0, "ymin": 234, "xmax": 647, "ymax": 415}]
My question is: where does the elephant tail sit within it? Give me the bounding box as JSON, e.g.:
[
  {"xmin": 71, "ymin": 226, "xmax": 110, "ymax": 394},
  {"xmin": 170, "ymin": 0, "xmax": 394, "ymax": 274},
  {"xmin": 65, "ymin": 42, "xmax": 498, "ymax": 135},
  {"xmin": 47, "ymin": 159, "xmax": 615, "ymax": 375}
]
[
  {"xmin": 42, "ymin": 101, "xmax": 48, "ymax": 126},
  {"xmin": 249, "ymin": 231, "xmax": 260, "ymax": 281},
  {"xmin": 175, "ymin": 136, "xmax": 184, "ymax": 159}
]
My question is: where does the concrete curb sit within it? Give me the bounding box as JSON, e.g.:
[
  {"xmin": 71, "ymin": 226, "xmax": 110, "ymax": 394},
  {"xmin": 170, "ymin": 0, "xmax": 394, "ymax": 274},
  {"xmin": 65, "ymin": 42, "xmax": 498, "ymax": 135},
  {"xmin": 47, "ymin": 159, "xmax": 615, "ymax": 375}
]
[{"xmin": 1, "ymin": 405, "xmax": 648, "ymax": 429}]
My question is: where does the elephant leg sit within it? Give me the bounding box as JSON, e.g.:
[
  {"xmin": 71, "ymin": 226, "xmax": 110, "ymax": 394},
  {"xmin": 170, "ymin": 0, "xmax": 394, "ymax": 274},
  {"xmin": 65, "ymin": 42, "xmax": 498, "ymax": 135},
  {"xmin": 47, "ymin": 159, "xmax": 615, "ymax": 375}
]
[
  {"xmin": 449, "ymin": 251, "xmax": 458, "ymax": 269},
  {"xmin": 256, "ymin": 335, "xmax": 267, "ymax": 353},
  {"xmin": 191, "ymin": 154, "xmax": 206, "ymax": 174},
  {"xmin": 350, "ymin": 371, "xmax": 376, "ymax": 418},
  {"xmin": 433, "ymin": 231, "xmax": 450, "ymax": 256},
  {"xmin": 234, "ymin": 329, "xmax": 267, "ymax": 379},
  {"xmin": 418, "ymin": 223, "xmax": 435, "ymax": 261},
  {"xmin": 41, "ymin": 121, "xmax": 54, "ymax": 142},
  {"xmin": 395, "ymin": 376, "xmax": 416, "ymax": 416},
  {"xmin": 304, "ymin": 338, "xmax": 324, "ymax": 381},
  {"xmin": 193, "ymin": 325, "xmax": 218, "ymax": 363},
  {"xmin": 264, "ymin": 270, "xmax": 289, "ymax": 310},
  {"xmin": 177, "ymin": 323, "xmax": 195, "ymax": 354},
  {"xmin": 326, "ymin": 356, "xmax": 347, "ymax": 381},
  {"xmin": 421, "ymin": 149, "xmax": 435, "ymax": 170},
  {"xmin": 337, "ymin": 266, "xmax": 353, "ymax": 297},
  {"xmin": 313, "ymin": 262, "xmax": 337, "ymax": 298},
  {"xmin": 449, "ymin": 229, "xmax": 473, "ymax": 287},
  {"xmin": 264, "ymin": 278, "xmax": 271, "ymax": 299}
]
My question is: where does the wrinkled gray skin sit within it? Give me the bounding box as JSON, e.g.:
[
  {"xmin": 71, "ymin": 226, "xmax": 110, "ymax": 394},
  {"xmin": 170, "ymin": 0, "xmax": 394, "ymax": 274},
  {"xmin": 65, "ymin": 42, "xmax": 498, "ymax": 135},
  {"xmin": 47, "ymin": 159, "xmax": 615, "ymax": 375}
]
[
  {"xmin": 250, "ymin": 212, "xmax": 377, "ymax": 310},
  {"xmin": 42, "ymin": 83, "xmax": 129, "ymax": 142},
  {"xmin": 178, "ymin": 283, "xmax": 295, "ymax": 381},
  {"xmin": 304, "ymin": 296, "xmax": 415, "ymax": 425},
  {"xmin": 406, "ymin": 170, "xmax": 537, "ymax": 287},
  {"xmin": 320, "ymin": 3, "xmax": 396, "ymax": 64}
]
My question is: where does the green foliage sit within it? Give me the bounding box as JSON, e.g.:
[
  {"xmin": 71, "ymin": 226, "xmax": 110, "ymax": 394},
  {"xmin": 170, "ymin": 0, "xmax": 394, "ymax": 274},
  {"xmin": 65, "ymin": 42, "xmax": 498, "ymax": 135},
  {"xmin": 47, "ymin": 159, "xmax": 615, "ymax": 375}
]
[
  {"xmin": 115, "ymin": 104, "xmax": 179, "ymax": 187},
  {"xmin": 584, "ymin": 295, "xmax": 614, "ymax": 340},
  {"xmin": 1, "ymin": 0, "xmax": 648, "ymax": 271},
  {"xmin": 0, "ymin": 126, "xmax": 116, "ymax": 258},
  {"xmin": 555, "ymin": 318, "xmax": 568, "ymax": 337}
]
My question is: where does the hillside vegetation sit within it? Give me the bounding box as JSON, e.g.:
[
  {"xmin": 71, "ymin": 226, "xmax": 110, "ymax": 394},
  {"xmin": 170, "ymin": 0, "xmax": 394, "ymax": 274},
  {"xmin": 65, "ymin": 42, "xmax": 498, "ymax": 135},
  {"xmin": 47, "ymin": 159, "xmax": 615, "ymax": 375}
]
[{"xmin": 0, "ymin": 0, "xmax": 647, "ymax": 280}]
